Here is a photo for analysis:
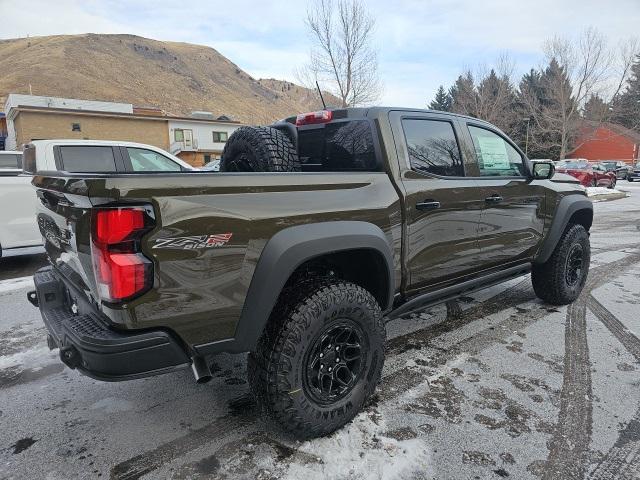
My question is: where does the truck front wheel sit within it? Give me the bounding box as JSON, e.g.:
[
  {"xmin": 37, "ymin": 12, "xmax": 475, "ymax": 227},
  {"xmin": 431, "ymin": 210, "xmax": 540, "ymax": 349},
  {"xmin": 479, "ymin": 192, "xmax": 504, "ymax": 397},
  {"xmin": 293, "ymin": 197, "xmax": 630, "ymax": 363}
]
[
  {"xmin": 248, "ymin": 280, "xmax": 385, "ymax": 439},
  {"xmin": 531, "ymin": 223, "xmax": 590, "ymax": 305}
]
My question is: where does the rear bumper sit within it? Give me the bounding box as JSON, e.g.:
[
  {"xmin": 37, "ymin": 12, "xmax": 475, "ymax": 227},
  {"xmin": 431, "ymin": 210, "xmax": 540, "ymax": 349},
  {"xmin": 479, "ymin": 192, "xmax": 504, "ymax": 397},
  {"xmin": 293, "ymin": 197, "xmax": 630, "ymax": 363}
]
[{"xmin": 29, "ymin": 266, "xmax": 190, "ymax": 381}]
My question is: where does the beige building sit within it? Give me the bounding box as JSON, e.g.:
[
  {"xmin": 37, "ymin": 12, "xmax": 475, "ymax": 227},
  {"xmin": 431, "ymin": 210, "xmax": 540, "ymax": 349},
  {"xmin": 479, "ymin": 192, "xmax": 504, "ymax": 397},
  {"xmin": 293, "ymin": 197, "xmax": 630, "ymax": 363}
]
[
  {"xmin": 4, "ymin": 94, "xmax": 242, "ymax": 167},
  {"xmin": 10, "ymin": 106, "xmax": 170, "ymax": 151}
]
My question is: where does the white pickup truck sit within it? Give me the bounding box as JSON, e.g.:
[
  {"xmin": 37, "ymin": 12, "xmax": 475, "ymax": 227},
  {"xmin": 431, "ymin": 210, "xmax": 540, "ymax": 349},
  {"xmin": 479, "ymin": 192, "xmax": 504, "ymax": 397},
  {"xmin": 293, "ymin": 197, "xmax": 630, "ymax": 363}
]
[
  {"xmin": 1, "ymin": 140, "xmax": 194, "ymax": 257},
  {"xmin": 0, "ymin": 151, "xmax": 41, "ymax": 256}
]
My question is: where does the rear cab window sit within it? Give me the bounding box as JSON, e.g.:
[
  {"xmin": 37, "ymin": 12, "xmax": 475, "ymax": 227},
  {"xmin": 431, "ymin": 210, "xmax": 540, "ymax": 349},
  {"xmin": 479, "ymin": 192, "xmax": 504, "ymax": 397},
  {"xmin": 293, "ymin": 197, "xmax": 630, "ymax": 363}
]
[{"xmin": 297, "ymin": 120, "xmax": 378, "ymax": 171}]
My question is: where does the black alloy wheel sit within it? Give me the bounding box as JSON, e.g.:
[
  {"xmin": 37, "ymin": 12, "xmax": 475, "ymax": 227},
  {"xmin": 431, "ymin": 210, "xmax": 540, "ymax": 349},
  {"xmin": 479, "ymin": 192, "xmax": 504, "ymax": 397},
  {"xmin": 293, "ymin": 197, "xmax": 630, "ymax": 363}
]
[{"xmin": 304, "ymin": 322, "xmax": 366, "ymax": 404}]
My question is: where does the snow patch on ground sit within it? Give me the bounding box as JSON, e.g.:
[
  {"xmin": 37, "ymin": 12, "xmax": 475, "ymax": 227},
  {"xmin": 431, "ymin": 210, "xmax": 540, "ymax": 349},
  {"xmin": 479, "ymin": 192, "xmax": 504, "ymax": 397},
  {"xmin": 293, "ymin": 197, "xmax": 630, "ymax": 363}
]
[
  {"xmin": 0, "ymin": 344, "xmax": 55, "ymax": 369},
  {"xmin": 586, "ymin": 186, "xmax": 628, "ymax": 199},
  {"xmin": 0, "ymin": 276, "xmax": 34, "ymax": 293},
  {"xmin": 90, "ymin": 397, "xmax": 135, "ymax": 413},
  {"xmin": 284, "ymin": 414, "xmax": 432, "ymax": 480}
]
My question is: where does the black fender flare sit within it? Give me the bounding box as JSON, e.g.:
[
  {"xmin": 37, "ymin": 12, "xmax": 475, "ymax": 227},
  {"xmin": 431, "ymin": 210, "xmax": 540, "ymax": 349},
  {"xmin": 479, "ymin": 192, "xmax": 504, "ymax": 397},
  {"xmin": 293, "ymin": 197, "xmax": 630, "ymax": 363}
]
[
  {"xmin": 534, "ymin": 195, "xmax": 593, "ymax": 264},
  {"xmin": 195, "ymin": 221, "xmax": 394, "ymax": 355}
]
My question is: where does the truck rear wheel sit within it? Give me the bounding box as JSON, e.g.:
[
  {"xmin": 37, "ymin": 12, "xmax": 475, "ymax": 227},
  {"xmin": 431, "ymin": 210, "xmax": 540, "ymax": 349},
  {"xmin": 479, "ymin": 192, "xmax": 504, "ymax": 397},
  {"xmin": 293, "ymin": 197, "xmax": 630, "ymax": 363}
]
[
  {"xmin": 248, "ymin": 280, "xmax": 385, "ymax": 439},
  {"xmin": 531, "ymin": 223, "xmax": 590, "ymax": 305},
  {"xmin": 220, "ymin": 126, "xmax": 300, "ymax": 172}
]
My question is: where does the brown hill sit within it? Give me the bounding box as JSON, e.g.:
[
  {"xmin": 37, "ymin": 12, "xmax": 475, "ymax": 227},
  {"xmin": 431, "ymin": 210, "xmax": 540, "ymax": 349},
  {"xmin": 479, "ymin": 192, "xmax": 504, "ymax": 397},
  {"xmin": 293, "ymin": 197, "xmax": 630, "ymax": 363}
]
[{"xmin": 0, "ymin": 33, "xmax": 338, "ymax": 124}]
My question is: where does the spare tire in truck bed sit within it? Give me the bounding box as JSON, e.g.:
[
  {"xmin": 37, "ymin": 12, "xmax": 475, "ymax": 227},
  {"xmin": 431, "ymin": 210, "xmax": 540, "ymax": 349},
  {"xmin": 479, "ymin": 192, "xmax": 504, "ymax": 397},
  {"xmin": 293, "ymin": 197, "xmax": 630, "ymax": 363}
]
[{"xmin": 220, "ymin": 126, "xmax": 301, "ymax": 172}]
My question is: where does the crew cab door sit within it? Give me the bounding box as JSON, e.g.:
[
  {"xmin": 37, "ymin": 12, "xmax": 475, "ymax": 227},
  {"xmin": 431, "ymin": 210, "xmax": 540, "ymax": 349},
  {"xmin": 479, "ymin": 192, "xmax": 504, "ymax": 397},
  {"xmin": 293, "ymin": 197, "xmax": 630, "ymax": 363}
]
[
  {"xmin": 460, "ymin": 122, "xmax": 545, "ymax": 267},
  {"xmin": 389, "ymin": 111, "xmax": 486, "ymax": 294}
]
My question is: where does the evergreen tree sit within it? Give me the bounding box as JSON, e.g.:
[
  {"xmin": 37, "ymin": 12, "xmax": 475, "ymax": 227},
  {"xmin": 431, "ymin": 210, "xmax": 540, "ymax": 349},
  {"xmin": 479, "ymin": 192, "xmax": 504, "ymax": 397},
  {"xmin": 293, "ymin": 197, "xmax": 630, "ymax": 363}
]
[
  {"xmin": 476, "ymin": 69, "xmax": 518, "ymax": 135},
  {"xmin": 583, "ymin": 94, "xmax": 610, "ymax": 122},
  {"xmin": 449, "ymin": 71, "xmax": 477, "ymax": 117},
  {"xmin": 428, "ymin": 85, "xmax": 452, "ymax": 112},
  {"xmin": 516, "ymin": 59, "xmax": 576, "ymax": 159},
  {"xmin": 542, "ymin": 58, "xmax": 577, "ymax": 159},
  {"xmin": 612, "ymin": 54, "xmax": 640, "ymax": 131}
]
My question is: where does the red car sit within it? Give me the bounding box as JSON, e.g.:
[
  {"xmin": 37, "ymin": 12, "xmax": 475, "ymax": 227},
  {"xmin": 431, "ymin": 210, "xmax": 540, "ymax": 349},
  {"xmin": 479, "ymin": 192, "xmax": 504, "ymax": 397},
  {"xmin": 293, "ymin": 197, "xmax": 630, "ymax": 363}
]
[{"xmin": 555, "ymin": 160, "xmax": 617, "ymax": 188}]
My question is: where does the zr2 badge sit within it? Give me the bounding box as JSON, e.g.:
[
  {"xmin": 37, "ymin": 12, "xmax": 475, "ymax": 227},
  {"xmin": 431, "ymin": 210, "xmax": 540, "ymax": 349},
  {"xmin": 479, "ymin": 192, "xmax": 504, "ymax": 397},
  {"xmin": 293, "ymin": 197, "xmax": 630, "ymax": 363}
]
[{"xmin": 153, "ymin": 233, "xmax": 233, "ymax": 250}]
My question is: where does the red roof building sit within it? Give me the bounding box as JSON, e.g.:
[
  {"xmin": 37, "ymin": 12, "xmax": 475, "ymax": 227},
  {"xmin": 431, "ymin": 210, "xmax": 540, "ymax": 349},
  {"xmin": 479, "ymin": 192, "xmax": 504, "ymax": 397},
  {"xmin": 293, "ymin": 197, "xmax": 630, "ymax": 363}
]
[{"xmin": 570, "ymin": 122, "xmax": 640, "ymax": 164}]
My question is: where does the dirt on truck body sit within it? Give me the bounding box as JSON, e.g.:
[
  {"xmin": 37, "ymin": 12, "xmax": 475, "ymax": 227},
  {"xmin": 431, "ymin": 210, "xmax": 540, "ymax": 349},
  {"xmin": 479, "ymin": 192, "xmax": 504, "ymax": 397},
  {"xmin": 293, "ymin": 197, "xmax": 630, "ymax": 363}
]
[{"xmin": 27, "ymin": 107, "xmax": 593, "ymax": 438}]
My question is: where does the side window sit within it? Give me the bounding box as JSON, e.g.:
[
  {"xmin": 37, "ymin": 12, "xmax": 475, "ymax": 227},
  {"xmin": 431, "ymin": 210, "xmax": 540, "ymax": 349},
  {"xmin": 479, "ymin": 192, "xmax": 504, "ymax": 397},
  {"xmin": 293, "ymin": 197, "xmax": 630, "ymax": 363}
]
[
  {"xmin": 126, "ymin": 148, "xmax": 182, "ymax": 172},
  {"xmin": 59, "ymin": 146, "xmax": 117, "ymax": 172},
  {"xmin": 402, "ymin": 119, "xmax": 464, "ymax": 177},
  {"xmin": 0, "ymin": 154, "xmax": 21, "ymax": 169},
  {"xmin": 467, "ymin": 125, "xmax": 525, "ymax": 177}
]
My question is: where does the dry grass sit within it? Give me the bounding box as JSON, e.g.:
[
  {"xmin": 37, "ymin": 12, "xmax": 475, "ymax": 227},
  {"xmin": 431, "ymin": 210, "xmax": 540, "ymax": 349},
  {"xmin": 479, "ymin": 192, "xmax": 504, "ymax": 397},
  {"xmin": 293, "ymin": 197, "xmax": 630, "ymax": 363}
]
[{"xmin": 0, "ymin": 34, "xmax": 340, "ymax": 124}]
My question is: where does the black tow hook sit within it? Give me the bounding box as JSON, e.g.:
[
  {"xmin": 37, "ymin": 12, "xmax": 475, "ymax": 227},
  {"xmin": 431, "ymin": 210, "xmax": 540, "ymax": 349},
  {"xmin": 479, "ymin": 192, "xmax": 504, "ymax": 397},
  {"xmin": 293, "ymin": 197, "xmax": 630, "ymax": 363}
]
[
  {"xmin": 60, "ymin": 346, "xmax": 82, "ymax": 369},
  {"xmin": 27, "ymin": 290, "xmax": 39, "ymax": 308}
]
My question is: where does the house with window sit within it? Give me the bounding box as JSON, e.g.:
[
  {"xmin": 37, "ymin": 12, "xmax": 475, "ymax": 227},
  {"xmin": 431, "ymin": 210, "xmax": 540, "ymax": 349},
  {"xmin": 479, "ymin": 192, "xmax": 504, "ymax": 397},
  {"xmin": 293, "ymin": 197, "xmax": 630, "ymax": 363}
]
[
  {"xmin": 3, "ymin": 94, "xmax": 242, "ymax": 167},
  {"xmin": 168, "ymin": 112, "xmax": 241, "ymax": 166},
  {"xmin": 0, "ymin": 113, "xmax": 7, "ymax": 150}
]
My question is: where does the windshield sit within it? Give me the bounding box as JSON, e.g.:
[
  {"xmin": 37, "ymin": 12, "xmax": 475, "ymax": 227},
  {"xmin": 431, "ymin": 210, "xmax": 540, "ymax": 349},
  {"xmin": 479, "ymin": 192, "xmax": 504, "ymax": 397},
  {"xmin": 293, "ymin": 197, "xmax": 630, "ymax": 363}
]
[{"xmin": 556, "ymin": 160, "xmax": 589, "ymax": 169}]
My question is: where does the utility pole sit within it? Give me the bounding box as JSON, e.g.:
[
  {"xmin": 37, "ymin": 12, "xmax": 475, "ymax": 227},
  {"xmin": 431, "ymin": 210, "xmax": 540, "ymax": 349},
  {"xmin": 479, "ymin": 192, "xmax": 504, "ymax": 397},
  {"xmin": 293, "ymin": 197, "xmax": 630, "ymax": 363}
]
[{"xmin": 524, "ymin": 116, "xmax": 532, "ymax": 156}]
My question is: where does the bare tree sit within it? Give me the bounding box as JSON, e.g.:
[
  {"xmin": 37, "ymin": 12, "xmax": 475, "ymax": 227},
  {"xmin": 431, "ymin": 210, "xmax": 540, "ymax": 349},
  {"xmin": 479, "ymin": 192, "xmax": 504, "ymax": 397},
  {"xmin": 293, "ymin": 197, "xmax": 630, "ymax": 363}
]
[
  {"xmin": 610, "ymin": 37, "xmax": 640, "ymax": 101},
  {"xmin": 474, "ymin": 54, "xmax": 518, "ymax": 133},
  {"xmin": 299, "ymin": 0, "xmax": 381, "ymax": 107}
]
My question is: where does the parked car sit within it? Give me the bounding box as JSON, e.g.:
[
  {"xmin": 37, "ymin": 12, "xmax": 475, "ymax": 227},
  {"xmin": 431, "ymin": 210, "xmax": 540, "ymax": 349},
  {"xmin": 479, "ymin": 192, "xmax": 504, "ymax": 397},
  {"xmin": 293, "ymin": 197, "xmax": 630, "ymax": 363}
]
[
  {"xmin": 27, "ymin": 107, "xmax": 592, "ymax": 438},
  {"xmin": 596, "ymin": 160, "xmax": 631, "ymax": 180},
  {"xmin": 200, "ymin": 159, "xmax": 221, "ymax": 172},
  {"xmin": 28, "ymin": 139, "xmax": 195, "ymax": 173},
  {"xmin": 555, "ymin": 159, "xmax": 617, "ymax": 188},
  {"xmin": 627, "ymin": 162, "xmax": 640, "ymax": 182},
  {"xmin": 531, "ymin": 159, "xmax": 580, "ymax": 185},
  {"xmin": 0, "ymin": 151, "xmax": 42, "ymax": 257}
]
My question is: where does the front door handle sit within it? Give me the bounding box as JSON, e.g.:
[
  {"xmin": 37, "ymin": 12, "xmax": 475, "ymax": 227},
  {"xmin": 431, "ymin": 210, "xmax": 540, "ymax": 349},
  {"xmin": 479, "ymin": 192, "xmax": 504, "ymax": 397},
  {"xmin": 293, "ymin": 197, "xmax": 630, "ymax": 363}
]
[
  {"xmin": 485, "ymin": 195, "xmax": 503, "ymax": 204},
  {"xmin": 416, "ymin": 200, "xmax": 441, "ymax": 211}
]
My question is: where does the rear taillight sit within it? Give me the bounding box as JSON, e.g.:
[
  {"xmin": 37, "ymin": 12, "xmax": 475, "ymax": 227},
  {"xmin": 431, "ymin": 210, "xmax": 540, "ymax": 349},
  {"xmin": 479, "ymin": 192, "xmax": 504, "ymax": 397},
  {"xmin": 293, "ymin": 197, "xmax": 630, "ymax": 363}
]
[
  {"xmin": 91, "ymin": 207, "xmax": 154, "ymax": 302},
  {"xmin": 295, "ymin": 110, "xmax": 333, "ymax": 126}
]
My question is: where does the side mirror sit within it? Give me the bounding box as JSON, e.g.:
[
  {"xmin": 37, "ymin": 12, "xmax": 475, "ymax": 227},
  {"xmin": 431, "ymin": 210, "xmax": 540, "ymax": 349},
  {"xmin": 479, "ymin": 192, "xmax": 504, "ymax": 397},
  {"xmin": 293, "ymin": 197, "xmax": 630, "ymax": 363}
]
[{"xmin": 532, "ymin": 161, "xmax": 555, "ymax": 180}]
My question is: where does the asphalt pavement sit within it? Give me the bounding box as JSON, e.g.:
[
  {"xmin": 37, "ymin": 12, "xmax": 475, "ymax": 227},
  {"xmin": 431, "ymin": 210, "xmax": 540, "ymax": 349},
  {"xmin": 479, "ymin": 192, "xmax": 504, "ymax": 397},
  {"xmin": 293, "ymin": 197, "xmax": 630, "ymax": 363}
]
[{"xmin": 1, "ymin": 183, "xmax": 639, "ymax": 479}]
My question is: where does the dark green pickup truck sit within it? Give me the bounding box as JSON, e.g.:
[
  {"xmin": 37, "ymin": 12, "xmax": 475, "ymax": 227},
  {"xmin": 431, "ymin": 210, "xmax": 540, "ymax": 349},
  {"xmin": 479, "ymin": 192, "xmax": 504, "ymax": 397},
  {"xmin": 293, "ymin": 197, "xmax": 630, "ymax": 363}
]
[{"xmin": 27, "ymin": 107, "xmax": 592, "ymax": 438}]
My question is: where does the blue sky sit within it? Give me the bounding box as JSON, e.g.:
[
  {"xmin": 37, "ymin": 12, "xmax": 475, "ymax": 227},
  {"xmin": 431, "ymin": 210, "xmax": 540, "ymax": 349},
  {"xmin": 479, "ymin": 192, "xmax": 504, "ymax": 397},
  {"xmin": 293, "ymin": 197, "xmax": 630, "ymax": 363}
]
[{"xmin": 1, "ymin": 0, "xmax": 639, "ymax": 106}]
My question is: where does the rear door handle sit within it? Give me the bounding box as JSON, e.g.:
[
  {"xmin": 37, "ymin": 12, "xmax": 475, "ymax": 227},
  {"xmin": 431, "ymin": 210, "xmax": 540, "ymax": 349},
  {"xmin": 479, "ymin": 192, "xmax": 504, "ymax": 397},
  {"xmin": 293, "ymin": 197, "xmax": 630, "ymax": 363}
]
[
  {"xmin": 485, "ymin": 195, "xmax": 503, "ymax": 204},
  {"xmin": 416, "ymin": 200, "xmax": 441, "ymax": 211}
]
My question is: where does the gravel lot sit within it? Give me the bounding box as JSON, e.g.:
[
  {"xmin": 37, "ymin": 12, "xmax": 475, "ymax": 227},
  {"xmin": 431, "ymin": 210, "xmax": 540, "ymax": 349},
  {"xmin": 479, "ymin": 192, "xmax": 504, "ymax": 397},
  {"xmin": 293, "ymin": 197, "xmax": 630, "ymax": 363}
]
[{"xmin": 1, "ymin": 183, "xmax": 639, "ymax": 480}]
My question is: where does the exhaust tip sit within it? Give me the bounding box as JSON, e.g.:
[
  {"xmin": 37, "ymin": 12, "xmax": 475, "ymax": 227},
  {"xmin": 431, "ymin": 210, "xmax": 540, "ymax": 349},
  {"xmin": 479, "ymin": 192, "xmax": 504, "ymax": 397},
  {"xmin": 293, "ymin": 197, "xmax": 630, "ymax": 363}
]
[{"xmin": 191, "ymin": 355, "xmax": 212, "ymax": 384}]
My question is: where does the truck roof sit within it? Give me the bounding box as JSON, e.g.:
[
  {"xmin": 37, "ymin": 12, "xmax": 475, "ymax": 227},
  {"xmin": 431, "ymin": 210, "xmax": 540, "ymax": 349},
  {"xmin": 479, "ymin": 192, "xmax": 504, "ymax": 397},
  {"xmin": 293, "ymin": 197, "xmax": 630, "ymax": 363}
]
[{"xmin": 284, "ymin": 106, "xmax": 495, "ymax": 129}]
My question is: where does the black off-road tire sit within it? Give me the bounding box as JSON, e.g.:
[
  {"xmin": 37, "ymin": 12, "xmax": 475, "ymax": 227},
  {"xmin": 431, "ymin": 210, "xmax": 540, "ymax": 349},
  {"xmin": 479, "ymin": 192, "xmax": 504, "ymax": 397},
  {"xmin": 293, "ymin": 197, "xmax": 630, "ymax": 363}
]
[
  {"xmin": 531, "ymin": 223, "xmax": 590, "ymax": 305},
  {"xmin": 220, "ymin": 126, "xmax": 300, "ymax": 172},
  {"xmin": 248, "ymin": 279, "xmax": 385, "ymax": 439}
]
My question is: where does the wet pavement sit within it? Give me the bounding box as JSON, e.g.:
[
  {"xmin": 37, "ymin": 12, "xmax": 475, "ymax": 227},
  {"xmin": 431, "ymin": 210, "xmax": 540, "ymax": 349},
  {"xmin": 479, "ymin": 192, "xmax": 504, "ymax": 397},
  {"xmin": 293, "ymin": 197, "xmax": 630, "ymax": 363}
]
[{"xmin": 1, "ymin": 184, "xmax": 639, "ymax": 479}]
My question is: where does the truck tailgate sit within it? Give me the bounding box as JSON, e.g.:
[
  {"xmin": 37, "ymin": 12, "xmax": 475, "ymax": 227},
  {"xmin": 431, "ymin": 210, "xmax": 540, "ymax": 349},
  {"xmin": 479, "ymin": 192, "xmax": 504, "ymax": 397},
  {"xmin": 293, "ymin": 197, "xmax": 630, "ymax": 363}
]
[{"xmin": 33, "ymin": 176, "xmax": 99, "ymax": 302}]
